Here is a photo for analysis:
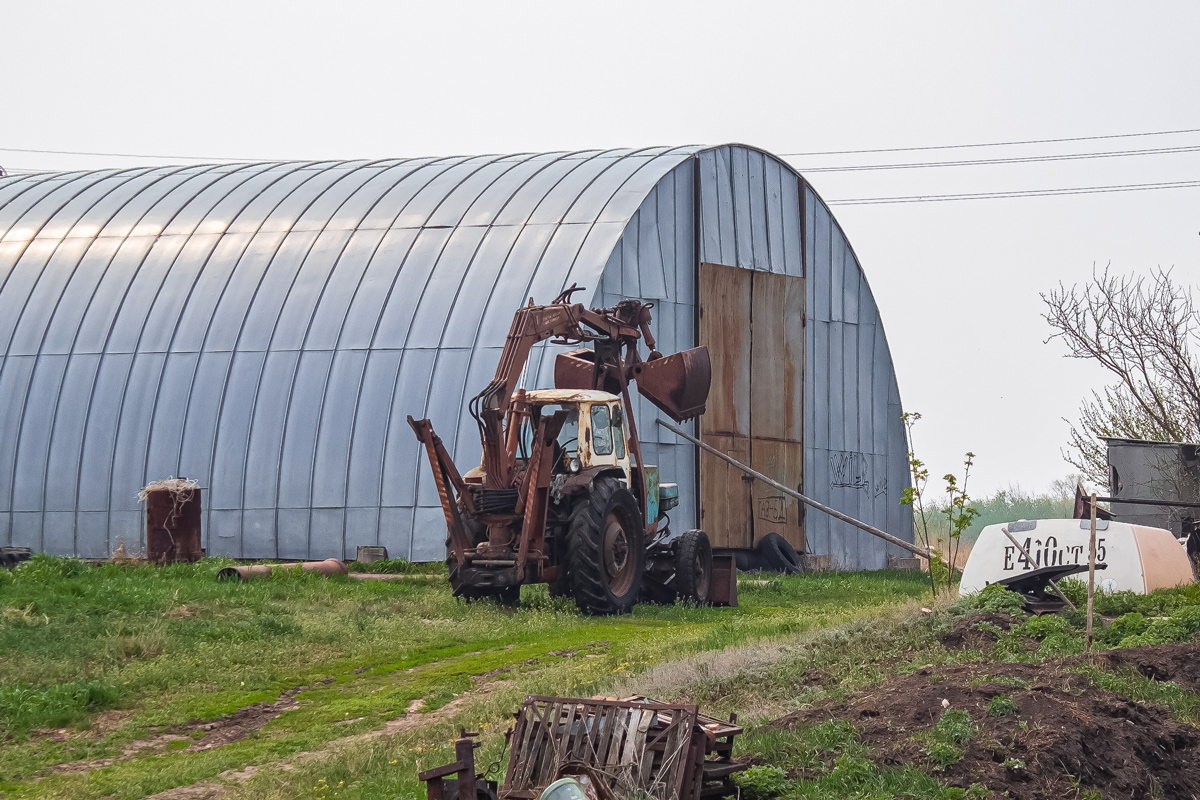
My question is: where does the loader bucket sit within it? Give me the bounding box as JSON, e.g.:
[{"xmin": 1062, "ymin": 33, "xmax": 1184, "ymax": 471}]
[
  {"xmin": 632, "ymin": 346, "xmax": 711, "ymax": 422},
  {"xmin": 554, "ymin": 345, "xmax": 711, "ymax": 422},
  {"xmin": 553, "ymin": 348, "xmax": 601, "ymax": 391}
]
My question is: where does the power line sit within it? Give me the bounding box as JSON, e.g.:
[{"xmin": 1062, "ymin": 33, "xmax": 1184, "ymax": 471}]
[
  {"xmin": 827, "ymin": 178, "xmax": 1200, "ymax": 205},
  {"xmin": 780, "ymin": 126, "xmax": 1200, "ymax": 157},
  {"xmin": 796, "ymin": 143, "xmax": 1200, "ymax": 173},
  {"xmin": 0, "ymin": 144, "xmax": 257, "ymax": 162}
]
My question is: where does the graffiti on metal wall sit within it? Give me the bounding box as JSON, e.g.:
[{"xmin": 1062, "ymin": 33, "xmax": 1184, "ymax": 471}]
[{"xmin": 830, "ymin": 451, "xmax": 870, "ymax": 491}]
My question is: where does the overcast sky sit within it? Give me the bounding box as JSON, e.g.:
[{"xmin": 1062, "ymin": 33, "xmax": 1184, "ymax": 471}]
[{"xmin": 2, "ymin": 1, "xmax": 1198, "ymax": 498}]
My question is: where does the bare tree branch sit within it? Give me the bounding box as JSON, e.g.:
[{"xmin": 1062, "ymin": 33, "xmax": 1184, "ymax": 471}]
[{"xmin": 1043, "ymin": 267, "xmax": 1200, "ymax": 485}]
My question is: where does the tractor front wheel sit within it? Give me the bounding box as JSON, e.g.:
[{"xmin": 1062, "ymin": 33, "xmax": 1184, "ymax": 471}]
[
  {"xmin": 673, "ymin": 529, "xmax": 713, "ymax": 603},
  {"xmin": 567, "ymin": 477, "xmax": 645, "ymax": 615}
]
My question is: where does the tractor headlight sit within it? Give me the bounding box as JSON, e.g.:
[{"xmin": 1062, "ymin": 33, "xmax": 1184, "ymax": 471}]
[{"xmin": 568, "ymin": 457, "xmax": 581, "ymax": 473}]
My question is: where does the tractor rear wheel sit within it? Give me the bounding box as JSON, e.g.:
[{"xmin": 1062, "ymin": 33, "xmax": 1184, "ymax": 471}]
[
  {"xmin": 567, "ymin": 476, "xmax": 645, "ymax": 615},
  {"xmin": 674, "ymin": 529, "xmax": 713, "ymax": 603}
]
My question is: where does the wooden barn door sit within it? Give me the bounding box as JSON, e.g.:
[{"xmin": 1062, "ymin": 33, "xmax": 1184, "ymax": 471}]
[{"xmin": 699, "ymin": 263, "xmax": 806, "ymax": 551}]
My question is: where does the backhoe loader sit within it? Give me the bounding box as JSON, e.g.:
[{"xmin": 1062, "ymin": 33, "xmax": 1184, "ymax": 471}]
[{"xmin": 408, "ymin": 286, "xmax": 732, "ymax": 614}]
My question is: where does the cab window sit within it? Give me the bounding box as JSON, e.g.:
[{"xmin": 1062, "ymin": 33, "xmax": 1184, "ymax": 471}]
[
  {"xmin": 612, "ymin": 403, "xmax": 626, "ymax": 459},
  {"xmin": 590, "ymin": 404, "xmax": 613, "ymax": 455}
]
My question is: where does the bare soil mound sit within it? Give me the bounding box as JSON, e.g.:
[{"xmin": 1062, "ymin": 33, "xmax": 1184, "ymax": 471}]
[
  {"xmin": 771, "ymin": 659, "xmax": 1200, "ymax": 800},
  {"xmin": 1087, "ymin": 643, "xmax": 1200, "ymax": 693},
  {"xmin": 940, "ymin": 613, "xmax": 1020, "ymax": 651}
]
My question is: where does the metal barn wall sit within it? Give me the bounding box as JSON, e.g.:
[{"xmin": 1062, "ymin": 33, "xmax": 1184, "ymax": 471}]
[
  {"xmin": 804, "ymin": 188, "xmax": 912, "ymax": 569},
  {"xmin": 0, "ymin": 144, "xmax": 912, "ymax": 568},
  {"xmin": 566, "ymin": 145, "xmax": 913, "ymax": 569},
  {"xmin": 0, "ymin": 150, "xmax": 698, "ymax": 561}
]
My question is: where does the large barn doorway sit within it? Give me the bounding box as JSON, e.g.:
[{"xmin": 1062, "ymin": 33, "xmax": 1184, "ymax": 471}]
[{"xmin": 698, "ymin": 262, "xmax": 806, "ymax": 551}]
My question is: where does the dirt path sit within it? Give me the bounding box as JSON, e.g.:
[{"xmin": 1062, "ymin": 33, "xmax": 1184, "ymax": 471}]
[{"xmin": 142, "ymin": 679, "xmax": 512, "ymax": 800}]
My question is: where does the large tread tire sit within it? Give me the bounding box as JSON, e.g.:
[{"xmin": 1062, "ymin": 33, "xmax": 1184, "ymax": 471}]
[
  {"xmin": 674, "ymin": 529, "xmax": 713, "ymax": 604},
  {"xmin": 567, "ymin": 476, "xmax": 645, "ymax": 615},
  {"xmin": 757, "ymin": 532, "xmax": 803, "ymax": 574}
]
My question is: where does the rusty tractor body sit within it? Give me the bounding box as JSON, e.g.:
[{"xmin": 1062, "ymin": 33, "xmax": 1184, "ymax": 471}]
[{"xmin": 408, "ymin": 287, "xmax": 732, "ymax": 614}]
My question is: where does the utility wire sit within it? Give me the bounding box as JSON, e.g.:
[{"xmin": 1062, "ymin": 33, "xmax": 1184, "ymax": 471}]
[
  {"xmin": 827, "ymin": 178, "xmax": 1200, "ymax": 205},
  {"xmin": 795, "ymin": 143, "xmax": 1200, "ymax": 173},
  {"xmin": 0, "ymin": 145, "xmax": 257, "ymax": 162},
  {"xmin": 780, "ymin": 126, "xmax": 1200, "ymax": 157}
]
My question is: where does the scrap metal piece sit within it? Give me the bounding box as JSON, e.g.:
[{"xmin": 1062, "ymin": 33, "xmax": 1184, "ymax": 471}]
[
  {"xmin": 994, "ymin": 563, "xmax": 1108, "ymax": 613},
  {"xmin": 419, "ymin": 729, "xmax": 498, "ymax": 800}
]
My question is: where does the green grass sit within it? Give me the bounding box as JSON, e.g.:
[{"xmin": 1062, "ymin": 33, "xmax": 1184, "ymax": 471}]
[{"xmin": 0, "ymin": 555, "xmax": 931, "ymax": 799}]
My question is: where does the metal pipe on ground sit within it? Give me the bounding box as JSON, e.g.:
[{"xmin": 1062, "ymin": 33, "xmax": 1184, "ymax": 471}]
[
  {"xmin": 656, "ymin": 419, "xmax": 932, "ymax": 560},
  {"xmin": 216, "ymin": 559, "xmax": 347, "ymax": 582}
]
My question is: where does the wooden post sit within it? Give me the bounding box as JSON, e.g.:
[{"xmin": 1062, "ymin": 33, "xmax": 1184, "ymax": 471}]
[
  {"xmin": 656, "ymin": 418, "xmax": 932, "ymax": 560},
  {"xmin": 1086, "ymin": 493, "xmax": 1098, "ymax": 652}
]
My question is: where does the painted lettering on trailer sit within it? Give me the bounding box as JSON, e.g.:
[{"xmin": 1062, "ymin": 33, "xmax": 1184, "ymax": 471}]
[{"xmin": 1001, "ymin": 536, "xmax": 1107, "ymax": 571}]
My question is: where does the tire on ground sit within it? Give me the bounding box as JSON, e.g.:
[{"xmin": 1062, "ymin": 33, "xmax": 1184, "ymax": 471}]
[
  {"xmin": 756, "ymin": 531, "xmax": 803, "ymax": 574},
  {"xmin": 674, "ymin": 529, "xmax": 713, "ymax": 603},
  {"xmin": 567, "ymin": 476, "xmax": 645, "ymax": 615}
]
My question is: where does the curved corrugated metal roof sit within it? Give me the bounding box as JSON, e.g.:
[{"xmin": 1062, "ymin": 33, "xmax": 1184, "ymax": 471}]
[{"xmin": 0, "ymin": 147, "xmax": 710, "ymax": 557}]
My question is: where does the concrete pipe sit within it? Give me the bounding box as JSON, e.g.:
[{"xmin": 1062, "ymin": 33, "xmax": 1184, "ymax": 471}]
[
  {"xmin": 216, "ymin": 559, "xmax": 346, "ymax": 582},
  {"xmin": 216, "ymin": 564, "xmax": 274, "ymax": 582}
]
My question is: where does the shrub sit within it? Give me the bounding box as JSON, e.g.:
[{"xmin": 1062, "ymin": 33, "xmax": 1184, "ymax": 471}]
[
  {"xmin": 1039, "ymin": 632, "xmax": 1085, "ymax": 657},
  {"xmin": 0, "ymin": 679, "xmax": 122, "ymax": 736},
  {"xmin": 1105, "ymin": 612, "xmax": 1148, "ymax": 642},
  {"xmin": 11, "ymin": 553, "xmax": 87, "ymax": 584},
  {"xmin": 1017, "ymin": 614, "xmax": 1072, "ymax": 639},
  {"xmin": 1141, "ymin": 618, "xmax": 1190, "ymax": 645},
  {"xmin": 732, "ymin": 765, "xmax": 791, "ymax": 799},
  {"xmin": 986, "ymin": 694, "xmax": 1017, "ymax": 716},
  {"xmin": 952, "ymin": 584, "xmax": 1026, "ymax": 616},
  {"xmin": 920, "ymin": 709, "xmax": 977, "ymax": 770},
  {"xmin": 1170, "ymin": 605, "xmax": 1200, "ymax": 636}
]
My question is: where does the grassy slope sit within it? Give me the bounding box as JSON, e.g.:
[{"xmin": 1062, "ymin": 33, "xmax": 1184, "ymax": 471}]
[{"xmin": 0, "ymin": 556, "xmax": 930, "ymax": 799}]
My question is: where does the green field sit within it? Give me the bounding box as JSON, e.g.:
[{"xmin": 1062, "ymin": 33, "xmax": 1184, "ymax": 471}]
[
  {"xmin": 0, "ymin": 555, "xmax": 930, "ymax": 799},
  {"xmin": 4, "ymin": 555, "xmax": 1200, "ymax": 800}
]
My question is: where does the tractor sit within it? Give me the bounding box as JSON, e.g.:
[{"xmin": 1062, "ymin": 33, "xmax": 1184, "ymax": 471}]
[{"xmin": 408, "ymin": 286, "xmax": 731, "ymax": 614}]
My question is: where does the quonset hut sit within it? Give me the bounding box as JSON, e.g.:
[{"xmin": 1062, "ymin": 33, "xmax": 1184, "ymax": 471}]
[{"xmin": 0, "ymin": 145, "xmax": 913, "ymax": 569}]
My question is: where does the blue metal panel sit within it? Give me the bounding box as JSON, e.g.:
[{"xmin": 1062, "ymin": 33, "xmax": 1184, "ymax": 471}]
[
  {"xmin": 372, "ymin": 228, "xmax": 453, "ymax": 349},
  {"xmin": 405, "ymin": 226, "xmax": 490, "ymax": 348},
  {"xmin": 105, "ymin": 235, "xmax": 192, "ymax": 354},
  {"xmin": 346, "ymin": 348, "xmax": 403, "ymax": 508},
  {"xmin": 13, "ymin": 354, "xmax": 68, "ymax": 512},
  {"xmin": 302, "ymin": 229, "xmax": 388, "ymax": 351},
  {"xmin": 45, "ymin": 353, "xmax": 102, "ymax": 510},
  {"xmin": 747, "ymin": 151, "xmax": 769, "ymax": 271},
  {"xmin": 697, "ymin": 151, "xmax": 721, "ymax": 264},
  {"xmin": 77, "ymin": 352, "xmax": 133, "ymax": 511},
  {"xmin": 337, "ymin": 228, "xmax": 421, "ymax": 350},
  {"xmin": 311, "ymin": 349, "xmax": 368, "ymax": 508},
  {"xmin": 380, "ymin": 348, "xmax": 437, "ymax": 508},
  {"xmin": 277, "ymin": 349, "xmax": 334, "ymax": 509},
  {"xmin": 42, "ymin": 237, "xmax": 125, "ymax": 355},
  {"xmin": 830, "ymin": 231, "xmax": 846, "ymax": 323},
  {"xmin": 211, "ymin": 350, "xmax": 267, "ymax": 508},
  {"xmin": 730, "ymin": 148, "xmax": 753, "ymax": 269},
  {"xmin": 764, "ymin": 157, "xmax": 785, "ymax": 275},
  {"xmin": 8, "ymin": 238, "xmax": 93, "ymax": 355},
  {"xmin": 108, "ymin": 352, "xmax": 166, "ymax": 511},
  {"xmin": 72, "ymin": 236, "xmax": 161, "ymax": 354},
  {"xmin": 243, "ymin": 349, "xmax": 299, "ymax": 509},
  {"xmin": 144, "ymin": 351, "xmax": 200, "ymax": 482}
]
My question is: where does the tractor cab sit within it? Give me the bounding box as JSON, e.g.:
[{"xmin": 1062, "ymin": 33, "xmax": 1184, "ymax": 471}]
[{"xmin": 518, "ymin": 389, "xmax": 631, "ymax": 483}]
